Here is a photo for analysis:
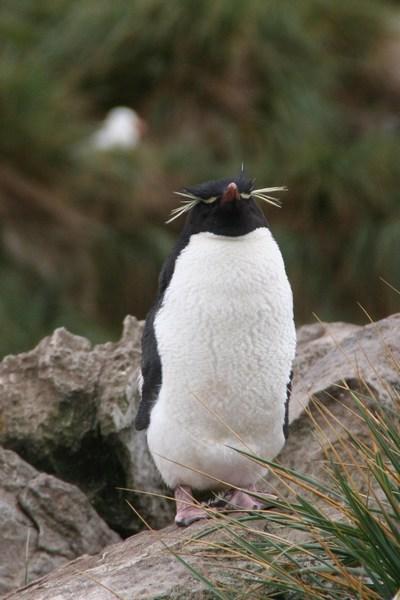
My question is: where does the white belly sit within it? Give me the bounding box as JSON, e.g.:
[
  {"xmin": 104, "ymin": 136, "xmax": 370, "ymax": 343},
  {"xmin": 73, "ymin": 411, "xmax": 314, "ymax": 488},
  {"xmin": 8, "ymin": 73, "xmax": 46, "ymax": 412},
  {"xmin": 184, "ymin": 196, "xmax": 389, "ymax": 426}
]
[{"xmin": 147, "ymin": 228, "xmax": 296, "ymax": 490}]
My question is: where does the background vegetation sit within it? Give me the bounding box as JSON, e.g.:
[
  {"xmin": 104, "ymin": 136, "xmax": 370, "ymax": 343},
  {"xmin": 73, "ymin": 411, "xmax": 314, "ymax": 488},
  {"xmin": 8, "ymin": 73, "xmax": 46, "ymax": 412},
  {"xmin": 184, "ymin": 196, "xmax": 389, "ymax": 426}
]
[{"xmin": 1, "ymin": 0, "xmax": 400, "ymax": 357}]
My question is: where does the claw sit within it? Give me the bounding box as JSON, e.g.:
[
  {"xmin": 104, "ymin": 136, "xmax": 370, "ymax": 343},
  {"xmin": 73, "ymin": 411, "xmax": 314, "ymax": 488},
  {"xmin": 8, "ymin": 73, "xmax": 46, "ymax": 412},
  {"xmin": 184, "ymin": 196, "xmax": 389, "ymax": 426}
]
[{"xmin": 175, "ymin": 506, "xmax": 208, "ymax": 527}]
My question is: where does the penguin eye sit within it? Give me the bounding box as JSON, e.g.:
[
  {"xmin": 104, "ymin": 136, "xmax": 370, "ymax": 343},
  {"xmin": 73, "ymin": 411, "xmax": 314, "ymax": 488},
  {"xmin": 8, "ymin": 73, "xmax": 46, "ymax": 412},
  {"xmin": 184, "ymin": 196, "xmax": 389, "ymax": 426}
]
[{"xmin": 202, "ymin": 196, "xmax": 218, "ymax": 204}]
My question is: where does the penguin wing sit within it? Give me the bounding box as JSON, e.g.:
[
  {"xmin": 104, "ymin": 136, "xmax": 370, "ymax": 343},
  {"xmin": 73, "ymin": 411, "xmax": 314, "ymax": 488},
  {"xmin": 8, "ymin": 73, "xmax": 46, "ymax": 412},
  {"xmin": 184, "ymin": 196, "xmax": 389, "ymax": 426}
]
[
  {"xmin": 135, "ymin": 304, "xmax": 161, "ymax": 430},
  {"xmin": 283, "ymin": 369, "xmax": 293, "ymax": 439}
]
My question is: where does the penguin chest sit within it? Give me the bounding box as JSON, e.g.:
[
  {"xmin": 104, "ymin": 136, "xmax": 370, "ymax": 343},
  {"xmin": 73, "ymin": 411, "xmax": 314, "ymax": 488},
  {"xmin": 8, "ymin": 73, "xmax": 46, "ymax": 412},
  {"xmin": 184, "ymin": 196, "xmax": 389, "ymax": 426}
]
[{"xmin": 148, "ymin": 228, "xmax": 296, "ymax": 488}]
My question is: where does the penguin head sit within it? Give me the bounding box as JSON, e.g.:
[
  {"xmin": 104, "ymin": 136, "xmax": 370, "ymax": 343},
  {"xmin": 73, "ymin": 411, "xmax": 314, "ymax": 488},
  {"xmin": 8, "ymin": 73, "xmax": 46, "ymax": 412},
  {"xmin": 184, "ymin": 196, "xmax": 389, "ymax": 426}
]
[{"xmin": 168, "ymin": 174, "xmax": 286, "ymax": 237}]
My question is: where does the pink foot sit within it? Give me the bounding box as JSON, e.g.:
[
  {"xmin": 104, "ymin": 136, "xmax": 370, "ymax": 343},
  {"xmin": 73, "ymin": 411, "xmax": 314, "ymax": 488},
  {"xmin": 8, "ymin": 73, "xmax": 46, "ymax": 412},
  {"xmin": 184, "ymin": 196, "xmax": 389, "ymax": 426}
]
[
  {"xmin": 224, "ymin": 484, "xmax": 276, "ymax": 511},
  {"xmin": 174, "ymin": 485, "xmax": 208, "ymax": 527}
]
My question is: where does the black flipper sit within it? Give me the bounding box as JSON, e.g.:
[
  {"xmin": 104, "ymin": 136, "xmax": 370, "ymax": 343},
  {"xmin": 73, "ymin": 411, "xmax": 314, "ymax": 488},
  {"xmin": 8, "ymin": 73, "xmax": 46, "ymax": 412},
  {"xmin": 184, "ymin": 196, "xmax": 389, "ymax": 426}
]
[
  {"xmin": 283, "ymin": 369, "xmax": 293, "ymax": 440},
  {"xmin": 135, "ymin": 304, "xmax": 161, "ymax": 430},
  {"xmin": 134, "ymin": 231, "xmax": 190, "ymax": 431}
]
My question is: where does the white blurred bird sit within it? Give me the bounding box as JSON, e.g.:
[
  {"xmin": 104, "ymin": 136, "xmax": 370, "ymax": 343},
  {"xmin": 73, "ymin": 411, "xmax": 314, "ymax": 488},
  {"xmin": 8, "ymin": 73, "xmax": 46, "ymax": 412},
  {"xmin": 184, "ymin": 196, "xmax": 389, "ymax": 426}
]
[{"xmin": 89, "ymin": 106, "xmax": 146, "ymax": 151}]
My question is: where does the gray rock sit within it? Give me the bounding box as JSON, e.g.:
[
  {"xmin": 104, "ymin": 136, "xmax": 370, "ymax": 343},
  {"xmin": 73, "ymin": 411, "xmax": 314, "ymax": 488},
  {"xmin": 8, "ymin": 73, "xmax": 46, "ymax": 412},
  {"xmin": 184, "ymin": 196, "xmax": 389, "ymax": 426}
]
[
  {"xmin": 3, "ymin": 312, "xmax": 399, "ymax": 600},
  {"xmin": 276, "ymin": 313, "xmax": 400, "ymax": 502},
  {"xmin": 0, "ymin": 447, "xmax": 119, "ymax": 596},
  {"xmin": 0, "ymin": 316, "xmax": 173, "ymax": 535},
  {"xmin": 290, "ymin": 314, "xmax": 400, "ymax": 422},
  {"xmin": 3, "ymin": 520, "xmax": 256, "ymax": 600}
]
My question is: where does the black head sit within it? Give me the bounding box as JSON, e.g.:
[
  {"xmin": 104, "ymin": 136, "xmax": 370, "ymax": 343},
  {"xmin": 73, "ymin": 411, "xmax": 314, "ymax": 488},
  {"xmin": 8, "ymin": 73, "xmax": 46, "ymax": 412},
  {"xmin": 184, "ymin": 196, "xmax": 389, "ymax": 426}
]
[
  {"xmin": 175, "ymin": 173, "xmax": 271, "ymax": 237},
  {"xmin": 185, "ymin": 173, "xmax": 253, "ymax": 201}
]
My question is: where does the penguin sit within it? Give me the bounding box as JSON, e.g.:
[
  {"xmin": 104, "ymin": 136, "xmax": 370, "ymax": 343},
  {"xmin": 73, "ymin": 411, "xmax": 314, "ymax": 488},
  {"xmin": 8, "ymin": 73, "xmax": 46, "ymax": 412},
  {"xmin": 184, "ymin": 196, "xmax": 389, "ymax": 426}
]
[{"xmin": 135, "ymin": 173, "xmax": 296, "ymax": 526}]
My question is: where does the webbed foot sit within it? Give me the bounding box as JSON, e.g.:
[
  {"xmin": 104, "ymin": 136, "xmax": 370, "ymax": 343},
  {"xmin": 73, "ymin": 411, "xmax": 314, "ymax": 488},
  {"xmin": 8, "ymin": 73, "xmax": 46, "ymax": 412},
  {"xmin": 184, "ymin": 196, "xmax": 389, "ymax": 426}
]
[
  {"xmin": 223, "ymin": 484, "xmax": 277, "ymax": 511},
  {"xmin": 174, "ymin": 485, "xmax": 208, "ymax": 527}
]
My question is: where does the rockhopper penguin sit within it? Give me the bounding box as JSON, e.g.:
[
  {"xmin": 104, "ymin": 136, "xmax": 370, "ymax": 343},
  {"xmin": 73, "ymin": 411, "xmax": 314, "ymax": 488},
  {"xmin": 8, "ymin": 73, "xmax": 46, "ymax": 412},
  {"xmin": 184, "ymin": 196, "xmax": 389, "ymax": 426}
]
[{"xmin": 135, "ymin": 173, "xmax": 296, "ymax": 526}]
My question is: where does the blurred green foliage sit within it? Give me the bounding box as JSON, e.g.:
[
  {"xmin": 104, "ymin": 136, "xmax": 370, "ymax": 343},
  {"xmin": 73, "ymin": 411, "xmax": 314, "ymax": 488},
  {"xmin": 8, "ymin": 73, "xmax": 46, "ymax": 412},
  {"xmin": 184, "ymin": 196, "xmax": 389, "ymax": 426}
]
[{"xmin": 0, "ymin": 0, "xmax": 399, "ymax": 357}]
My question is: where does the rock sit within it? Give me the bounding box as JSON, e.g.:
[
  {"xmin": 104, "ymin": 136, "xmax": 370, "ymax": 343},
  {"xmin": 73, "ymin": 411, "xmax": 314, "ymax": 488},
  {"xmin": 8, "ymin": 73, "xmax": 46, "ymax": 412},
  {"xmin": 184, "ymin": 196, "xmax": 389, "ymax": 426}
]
[
  {"xmin": 2, "ymin": 522, "xmax": 225, "ymax": 600},
  {"xmin": 290, "ymin": 314, "xmax": 400, "ymax": 423},
  {"xmin": 3, "ymin": 312, "xmax": 399, "ymax": 600},
  {"xmin": 0, "ymin": 316, "xmax": 173, "ymax": 535},
  {"xmin": 0, "ymin": 447, "xmax": 120, "ymax": 596},
  {"xmin": 279, "ymin": 313, "xmax": 400, "ymax": 500}
]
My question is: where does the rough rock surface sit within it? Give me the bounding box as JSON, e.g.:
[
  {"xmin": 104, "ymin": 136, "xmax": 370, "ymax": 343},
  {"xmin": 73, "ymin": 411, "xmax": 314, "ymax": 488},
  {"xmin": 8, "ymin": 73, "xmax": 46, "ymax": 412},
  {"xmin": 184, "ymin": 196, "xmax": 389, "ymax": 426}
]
[
  {"xmin": 0, "ymin": 447, "xmax": 119, "ymax": 596},
  {"xmin": 274, "ymin": 314, "xmax": 400, "ymax": 502},
  {"xmin": 290, "ymin": 314, "xmax": 399, "ymax": 422},
  {"xmin": 0, "ymin": 316, "xmax": 173, "ymax": 535},
  {"xmin": 3, "ymin": 313, "xmax": 399, "ymax": 600},
  {"xmin": 3, "ymin": 522, "xmax": 227, "ymax": 600}
]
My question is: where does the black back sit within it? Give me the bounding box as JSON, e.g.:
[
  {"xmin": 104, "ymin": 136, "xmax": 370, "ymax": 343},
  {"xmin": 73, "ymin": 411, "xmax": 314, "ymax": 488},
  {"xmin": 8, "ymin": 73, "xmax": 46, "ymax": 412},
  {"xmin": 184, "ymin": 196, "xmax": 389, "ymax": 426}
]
[{"xmin": 134, "ymin": 174, "xmax": 269, "ymax": 430}]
